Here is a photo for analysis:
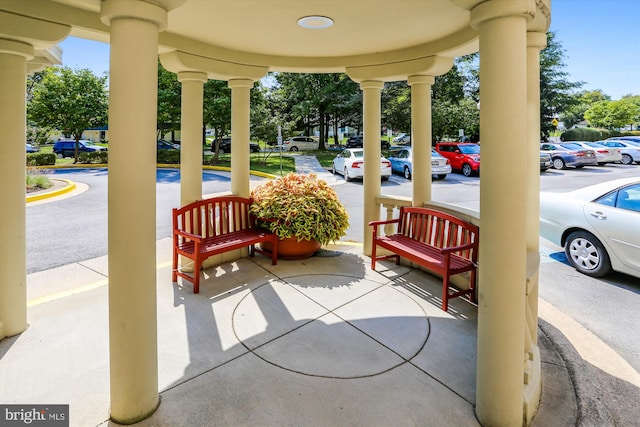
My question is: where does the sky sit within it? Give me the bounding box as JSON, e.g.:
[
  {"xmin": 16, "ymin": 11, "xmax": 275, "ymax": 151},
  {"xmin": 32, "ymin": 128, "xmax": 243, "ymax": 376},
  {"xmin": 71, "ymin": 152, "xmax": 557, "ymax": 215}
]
[{"xmin": 58, "ymin": 0, "xmax": 639, "ymax": 100}]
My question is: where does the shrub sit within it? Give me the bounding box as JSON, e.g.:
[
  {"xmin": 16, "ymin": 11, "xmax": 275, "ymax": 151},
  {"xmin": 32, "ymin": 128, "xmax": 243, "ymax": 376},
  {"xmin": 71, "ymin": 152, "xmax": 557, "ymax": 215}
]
[
  {"xmin": 157, "ymin": 149, "xmax": 180, "ymax": 164},
  {"xmin": 78, "ymin": 151, "xmax": 108, "ymax": 164},
  {"xmin": 26, "ymin": 167, "xmax": 52, "ymax": 191},
  {"xmin": 561, "ymin": 127, "xmax": 612, "ymax": 142},
  {"xmin": 26, "ymin": 153, "xmax": 56, "ymax": 166}
]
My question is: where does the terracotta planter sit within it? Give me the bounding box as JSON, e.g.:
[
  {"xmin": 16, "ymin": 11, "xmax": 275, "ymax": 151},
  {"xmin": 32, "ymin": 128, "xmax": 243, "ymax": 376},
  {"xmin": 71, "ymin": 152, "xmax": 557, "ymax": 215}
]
[{"xmin": 261, "ymin": 236, "xmax": 321, "ymax": 260}]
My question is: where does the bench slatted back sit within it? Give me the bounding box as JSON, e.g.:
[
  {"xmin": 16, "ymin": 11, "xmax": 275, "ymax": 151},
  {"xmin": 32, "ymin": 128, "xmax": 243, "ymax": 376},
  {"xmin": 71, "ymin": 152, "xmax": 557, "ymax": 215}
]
[
  {"xmin": 398, "ymin": 207, "xmax": 479, "ymax": 262},
  {"xmin": 173, "ymin": 196, "xmax": 255, "ymax": 240}
]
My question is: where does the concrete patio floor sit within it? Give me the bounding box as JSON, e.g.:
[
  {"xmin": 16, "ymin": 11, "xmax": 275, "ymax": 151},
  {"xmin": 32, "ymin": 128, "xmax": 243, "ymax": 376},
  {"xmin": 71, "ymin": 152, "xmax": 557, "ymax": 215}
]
[{"xmin": 1, "ymin": 238, "xmax": 577, "ymax": 426}]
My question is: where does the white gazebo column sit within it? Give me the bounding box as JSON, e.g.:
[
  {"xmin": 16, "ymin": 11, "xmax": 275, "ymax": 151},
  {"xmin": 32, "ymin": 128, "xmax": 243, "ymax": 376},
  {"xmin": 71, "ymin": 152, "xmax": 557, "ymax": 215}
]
[
  {"xmin": 471, "ymin": 1, "xmax": 533, "ymax": 425},
  {"xmin": 101, "ymin": 0, "xmax": 167, "ymax": 423},
  {"xmin": 178, "ymin": 71, "xmax": 207, "ymax": 206},
  {"xmin": 408, "ymin": 75, "xmax": 435, "ymax": 207},
  {"xmin": 228, "ymin": 78, "xmax": 253, "ymax": 198},
  {"xmin": 360, "ymin": 80, "xmax": 384, "ymax": 256},
  {"xmin": 0, "ymin": 40, "xmax": 33, "ymax": 340}
]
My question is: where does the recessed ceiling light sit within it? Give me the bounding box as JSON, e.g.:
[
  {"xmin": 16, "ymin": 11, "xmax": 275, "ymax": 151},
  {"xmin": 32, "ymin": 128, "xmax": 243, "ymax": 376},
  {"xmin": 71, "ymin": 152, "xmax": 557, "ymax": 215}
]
[{"xmin": 297, "ymin": 16, "xmax": 334, "ymax": 29}]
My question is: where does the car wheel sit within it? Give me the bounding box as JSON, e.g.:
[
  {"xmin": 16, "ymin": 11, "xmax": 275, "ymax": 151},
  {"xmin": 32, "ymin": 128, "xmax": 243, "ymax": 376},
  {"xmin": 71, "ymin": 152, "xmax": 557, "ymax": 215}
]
[
  {"xmin": 462, "ymin": 163, "xmax": 472, "ymax": 177},
  {"xmin": 620, "ymin": 154, "xmax": 633, "ymax": 165},
  {"xmin": 552, "ymin": 157, "xmax": 565, "ymax": 170},
  {"xmin": 56, "ymin": 153, "xmax": 64, "ymax": 159},
  {"xmin": 403, "ymin": 166, "xmax": 411, "ymax": 180},
  {"xmin": 289, "ymin": 146, "xmax": 299, "ymax": 152},
  {"xmin": 344, "ymin": 167, "xmax": 352, "ymax": 182},
  {"xmin": 564, "ymin": 231, "xmax": 612, "ymax": 277},
  {"xmin": 435, "ymin": 174, "xmax": 446, "ymax": 180},
  {"xmin": 382, "ymin": 176, "xmax": 389, "ymax": 181}
]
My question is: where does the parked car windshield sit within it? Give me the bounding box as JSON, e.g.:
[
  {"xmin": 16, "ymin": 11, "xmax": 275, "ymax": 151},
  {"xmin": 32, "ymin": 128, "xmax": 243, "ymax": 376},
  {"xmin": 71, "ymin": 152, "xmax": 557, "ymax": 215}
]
[{"xmin": 459, "ymin": 145, "xmax": 480, "ymax": 154}]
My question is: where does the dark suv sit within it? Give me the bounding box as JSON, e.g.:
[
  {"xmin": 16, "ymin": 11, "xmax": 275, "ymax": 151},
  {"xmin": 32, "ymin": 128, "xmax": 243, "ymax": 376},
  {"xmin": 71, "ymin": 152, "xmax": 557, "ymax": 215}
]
[
  {"xmin": 52, "ymin": 140, "xmax": 107, "ymax": 158},
  {"xmin": 214, "ymin": 137, "xmax": 260, "ymax": 153},
  {"xmin": 346, "ymin": 135, "xmax": 390, "ymax": 150}
]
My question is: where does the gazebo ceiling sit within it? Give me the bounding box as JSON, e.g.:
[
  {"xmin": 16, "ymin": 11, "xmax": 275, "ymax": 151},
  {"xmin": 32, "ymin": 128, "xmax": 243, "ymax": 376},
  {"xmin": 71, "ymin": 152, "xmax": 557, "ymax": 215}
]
[{"xmin": 1, "ymin": 0, "xmax": 550, "ymax": 76}]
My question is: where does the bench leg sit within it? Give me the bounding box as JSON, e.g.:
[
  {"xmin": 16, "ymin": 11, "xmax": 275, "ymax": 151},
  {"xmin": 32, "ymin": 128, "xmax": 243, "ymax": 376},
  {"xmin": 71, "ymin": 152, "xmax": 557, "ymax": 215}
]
[
  {"xmin": 442, "ymin": 276, "xmax": 450, "ymax": 312},
  {"xmin": 469, "ymin": 268, "xmax": 477, "ymax": 304},
  {"xmin": 371, "ymin": 241, "xmax": 378, "ymax": 270},
  {"xmin": 172, "ymin": 249, "xmax": 178, "ymax": 282},
  {"xmin": 192, "ymin": 259, "xmax": 202, "ymax": 294}
]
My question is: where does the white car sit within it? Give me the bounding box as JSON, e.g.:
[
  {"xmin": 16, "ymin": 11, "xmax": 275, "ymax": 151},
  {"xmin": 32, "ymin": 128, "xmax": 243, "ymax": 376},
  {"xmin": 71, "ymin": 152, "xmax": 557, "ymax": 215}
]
[
  {"xmin": 282, "ymin": 136, "xmax": 319, "ymax": 151},
  {"xmin": 572, "ymin": 141, "xmax": 621, "ymax": 165},
  {"xmin": 540, "ymin": 177, "xmax": 640, "ymax": 279},
  {"xmin": 602, "ymin": 139, "xmax": 640, "ymax": 165},
  {"xmin": 332, "ymin": 148, "xmax": 392, "ymax": 181}
]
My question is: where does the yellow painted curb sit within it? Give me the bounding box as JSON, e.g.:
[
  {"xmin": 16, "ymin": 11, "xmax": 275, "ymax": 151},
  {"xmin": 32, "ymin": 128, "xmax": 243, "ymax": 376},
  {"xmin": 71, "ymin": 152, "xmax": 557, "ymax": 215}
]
[
  {"xmin": 26, "ymin": 179, "xmax": 76, "ymax": 203},
  {"xmin": 27, "ymin": 261, "xmax": 173, "ymax": 307}
]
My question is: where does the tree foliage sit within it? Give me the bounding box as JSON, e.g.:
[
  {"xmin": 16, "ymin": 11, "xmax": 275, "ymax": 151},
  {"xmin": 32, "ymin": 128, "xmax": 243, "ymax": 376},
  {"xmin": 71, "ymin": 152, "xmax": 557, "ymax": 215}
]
[
  {"xmin": 561, "ymin": 89, "xmax": 611, "ymax": 129},
  {"xmin": 157, "ymin": 62, "xmax": 182, "ymax": 140},
  {"xmin": 584, "ymin": 99, "xmax": 640, "ymax": 130},
  {"xmin": 272, "ymin": 73, "xmax": 361, "ymax": 148},
  {"xmin": 539, "ymin": 31, "xmax": 584, "ymax": 139},
  {"xmin": 28, "ymin": 66, "xmax": 108, "ymax": 162}
]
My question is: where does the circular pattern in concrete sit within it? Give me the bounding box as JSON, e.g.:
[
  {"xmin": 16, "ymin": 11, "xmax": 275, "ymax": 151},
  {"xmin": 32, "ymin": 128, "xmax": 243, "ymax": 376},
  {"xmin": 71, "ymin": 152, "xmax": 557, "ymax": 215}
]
[{"xmin": 232, "ymin": 275, "xmax": 430, "ymax": 379}]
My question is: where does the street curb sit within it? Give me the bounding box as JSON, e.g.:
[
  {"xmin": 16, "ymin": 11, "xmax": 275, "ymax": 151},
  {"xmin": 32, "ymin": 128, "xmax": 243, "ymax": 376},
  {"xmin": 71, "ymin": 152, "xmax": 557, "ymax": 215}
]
[{"xmin": 26, "ymin": 179, "xmax": 76, "ymax": 203}]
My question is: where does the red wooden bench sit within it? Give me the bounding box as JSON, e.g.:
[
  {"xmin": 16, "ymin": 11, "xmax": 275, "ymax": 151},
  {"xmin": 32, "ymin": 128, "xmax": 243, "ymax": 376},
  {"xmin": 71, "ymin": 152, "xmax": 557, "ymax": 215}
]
[
  {"xmin": 369, "ymin": 207, "xmax": 479, "ymax": 312},
  {"xmin": 172, "ymin": 196, "xmax": 278, "ymax": 293}
]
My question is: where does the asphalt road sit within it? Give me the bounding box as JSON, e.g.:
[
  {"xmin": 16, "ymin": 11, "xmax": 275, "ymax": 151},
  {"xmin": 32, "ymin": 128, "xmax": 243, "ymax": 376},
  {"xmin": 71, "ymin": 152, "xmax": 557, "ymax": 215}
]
[{"xmin": 26, "ymin": 162, "xmax": 640, "ymax": 372}]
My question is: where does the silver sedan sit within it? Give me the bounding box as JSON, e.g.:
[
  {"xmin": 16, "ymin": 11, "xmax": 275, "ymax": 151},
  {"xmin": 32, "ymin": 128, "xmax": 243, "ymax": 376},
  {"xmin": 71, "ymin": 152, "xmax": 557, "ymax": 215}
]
[{"xmin": 540, "ymin": 177, "xmax": 640, "ymax": 279}]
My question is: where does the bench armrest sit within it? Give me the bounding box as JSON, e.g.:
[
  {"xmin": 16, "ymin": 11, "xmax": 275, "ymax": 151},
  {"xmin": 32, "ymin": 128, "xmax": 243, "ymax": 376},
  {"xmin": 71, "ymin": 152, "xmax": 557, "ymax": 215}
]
[
  {"xmin": 368, "ymin": 218, "xmax": 400, "ymax": 229},
  {"xmin": 174, "ymin": 229, "xmax": 203, "ymax": 243},
  {"xmin": 440, "ymin": 241, "xmax": 476, "ymax": 254}
]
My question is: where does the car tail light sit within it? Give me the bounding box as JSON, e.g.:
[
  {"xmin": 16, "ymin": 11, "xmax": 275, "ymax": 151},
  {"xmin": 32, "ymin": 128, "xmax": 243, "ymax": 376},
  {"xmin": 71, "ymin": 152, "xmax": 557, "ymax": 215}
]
[
  {"xmin": 445, "ymin": 159, "xmax": 450, "ymax": 165},
  {"xmin": 351, "ymin": 161, "xmax": 363, "ymax": 169},
  {"xmin": 382, "ymin": 161, "xmax": 391, "ymax": 168}
]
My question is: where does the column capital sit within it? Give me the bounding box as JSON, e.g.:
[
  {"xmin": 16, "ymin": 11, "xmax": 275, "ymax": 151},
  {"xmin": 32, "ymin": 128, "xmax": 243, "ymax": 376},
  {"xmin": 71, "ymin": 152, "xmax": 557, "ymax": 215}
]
[
  {"xmin": 101, "ymin": 0, "xmax": 168, "ymax": 31},
  {"xmin": 408, "ymin": 75, "xmax": 435, "ymax": 86},
  {"xmin": 359, "ymin": 80, "xmax": 384, "ymax": 91},
  {"xmin": 0, "ymin": 39, "xmax": 34, "ymax": 60},
  {"xmin": 527, "ymin": 31, "xmax": 547, "ymax": 50},
  {"xmin": 178, "ymin": 71, "xmax": 207, "ymax": 83},
  {"xmin": 228, "ymin": 78, "xmax": 254, "ymax": 89},
  {"xmin": 470, "ymin": 0, "xmax": 535, "ymax": 29}
]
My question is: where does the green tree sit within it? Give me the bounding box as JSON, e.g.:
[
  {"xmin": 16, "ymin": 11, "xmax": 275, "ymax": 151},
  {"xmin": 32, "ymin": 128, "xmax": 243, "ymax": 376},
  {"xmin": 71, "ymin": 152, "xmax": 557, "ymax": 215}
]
[
  {"xmin": 585, "ymin": 99, "xmax": 640, "ymax": 130},
  {"xmin": 540, "ymin": 32, "xmax": 584, "ymax": 139},
  {"xmin": 157, "ymin": 62, "xmax": 181, "ymax": 142},
  {"xmin": 382, "ymin": 81, "xmax": 411, "ymax": 134},
  {"xmin": 272, "ymin": 73, "xmax": 361, "ymax": 149},
  {"xmin": 561, "ymin": 90, "xmax": 611, "ymax": 129},
  {"xmin": 202, "ymin": 79, "xmax": 231, "ymax": 160},
  {"xmin": 28, "ymin": 66, "xmax": 108, "ymax": 163}
]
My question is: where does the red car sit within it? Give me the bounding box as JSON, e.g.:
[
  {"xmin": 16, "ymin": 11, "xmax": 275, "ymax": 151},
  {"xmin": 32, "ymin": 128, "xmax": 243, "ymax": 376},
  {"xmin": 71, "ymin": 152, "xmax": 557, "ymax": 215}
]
[{"xmin": 435, "ymin": 142, "xmax": 480, "ymax": 177}]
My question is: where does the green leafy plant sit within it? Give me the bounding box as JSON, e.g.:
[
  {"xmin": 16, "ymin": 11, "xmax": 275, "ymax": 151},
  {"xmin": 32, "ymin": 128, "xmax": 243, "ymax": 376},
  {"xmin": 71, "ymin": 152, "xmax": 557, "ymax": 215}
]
[
  {"xmin": 26, "ymin": 153, "xmax": 56, "ymax": 166},
  {"xmin": 250, "ymin": 173, "xmax": 349, "ymax": 245},
  {"xmin": 79, "ymin": 151, "xmax": 108, "ymax": 164},
  {"xmin": 26, "ymin": 167, "xmax": 52, "ymax": 191}
]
